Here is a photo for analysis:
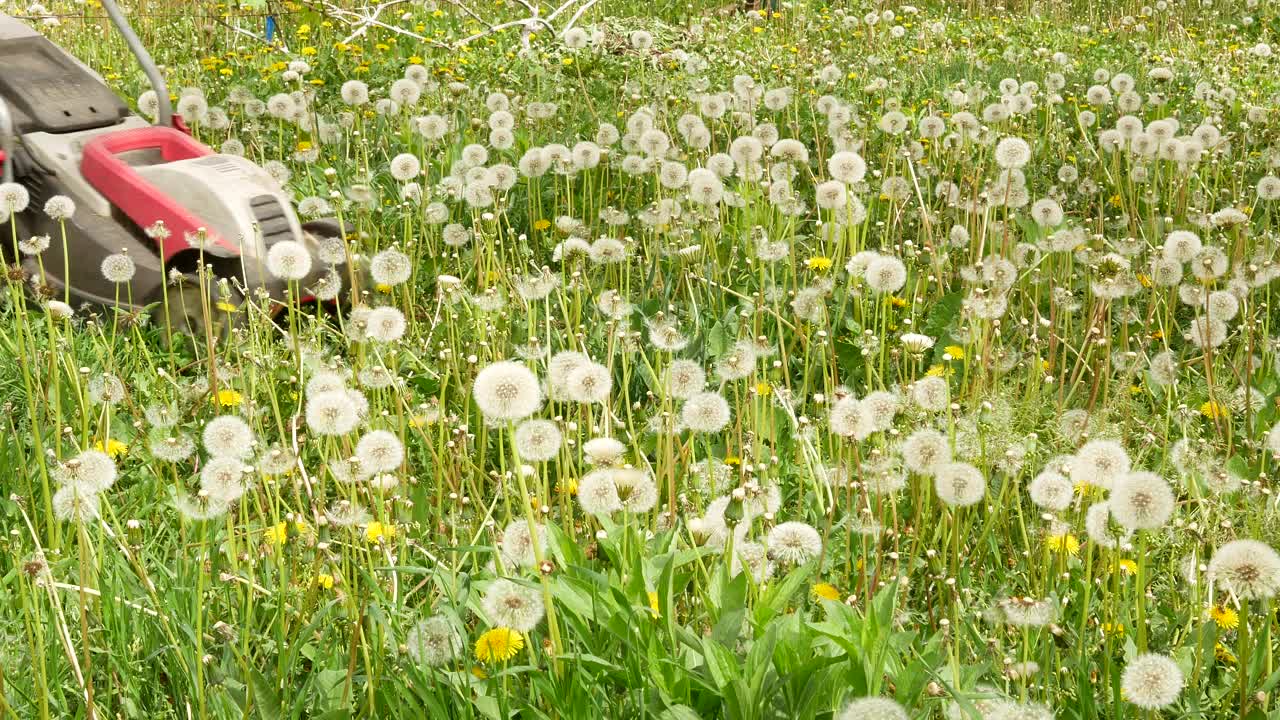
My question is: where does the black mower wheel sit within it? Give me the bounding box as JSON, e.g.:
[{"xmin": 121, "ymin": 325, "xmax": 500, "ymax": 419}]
[{"xmin": 151, "ymin": 278, "xmax": 243, "ymax": 348}]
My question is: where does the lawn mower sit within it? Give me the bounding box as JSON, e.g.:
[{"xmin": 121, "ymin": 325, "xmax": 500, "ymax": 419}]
[{"xmin": 0, "ymin": 0, "xmax": 337, "ymax": 338}]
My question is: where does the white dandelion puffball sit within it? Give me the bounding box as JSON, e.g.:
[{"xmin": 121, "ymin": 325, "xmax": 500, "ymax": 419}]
[
  {"xmin": 1084, "ymin": 501, "xmax": 1131, "ymax": 549},
  {"xmin": 827, "ymin": 150, "xmax": 867, "ymax": 184},
  {"xmin": 1121, "ymin": 653, "xmax": 1184, "ymax": 710},
  {"xmin": 1208, "ymin": 539, "xmax": 1280, "ymax": 600},
  {"xmin": 53, "ymin": 485, "xmax": 101, "ymax": 523},
  {"xmin": 565, "ymin": 361, "xmax": 612, "ymax": 404},
  {"xmin": 405, "ymin": 616, "xmax": 463, "ymax": 668},
  {"xmin": 1068, "ymin": 439, "xmax": 1130, "ymax": 490},
  {"xmin": 101, "ymin": 253, "xmax": 136, "ymax": 283},
  {"xmin": 664, "ymin": 359, "xmax": 706, "ymax": 400},
  {"xmin": 473, "ymin": 361, "xmax": 543, "ymax": 421},
  {"xmin": 864, "ymin": 255, "xmax": 907, "ymax": 293},
  {"xmin": 766, "ymin": 521, "xmax": 822, "ymax": 565},
  {"xmin": 994, "ymin": 136, "xmax": 1032, "ymax": 169},
  {"xmin": 482, "ymin": 579, "xmax": 546, "ymax": 632},
  {"xmin": 612, "ymin": 467, "xmax": 658, "ymax": 513},
  {"xmin": 1109, "ymin": 471, "xmax": 1175, "ymax": 530},
  {"xmin": 43, "ymin": 195, "xmax": 75, "ymax": 220},
  {"xmin": 1028, "ymin": 470, "xmax": 1073, "ymax": 511},
  {"xmin": 583, "ymin": 437, "xmax": 626, "ymax": 466},
  {"xmin": 577, "ymin": 468, "xmax": 623, "ymax": 516},
  {"xmin": 306, "ymin": 390, "xmax": 361, "ymax": 436},
  {"xmin": 370, "ymin": 247, "xmax": 412, "ymax": 286},
  {"xmin": 514, "ymin": 419, "xmax": 562, "ymax": 462},
  {"xmin": 836, "ymin": 697, "xmax": 908, "ymax": 720},
  {"xmin": 203, "ymin": 415, "xmax": 255, "ymax": 459},
  {"xmin": 681, "ymin": 391, "xmax": 731, "ymax": 433},
  {"xmin": 366, "ymin": 306, "xmax": 407, "ymax": 343},
  {"xmin": 54, "ymin": 449, "xmax": 118, "ymax": 493},
  {"xmin": 267, "ymin": 240, "xmax": 313, "ymax": 281},
  {"xmin": 200, "ymin": 456, "xmax": 250, "ymax": 504},
  {"xmin": 499, "ymin": 519, "xmax": 547, "ymax": 569},
  {"xmin": 340, "ymin": 80, "xmax": 370, "ymax": 106},
  {"xmin": 355, "ymin": 429, "xmax": 404, "ymax": 474},
  {"xmin": 389, "ymin": 153, "xmax": 421, "ymax": 181},
  {"xmin": 934, "ymin": 462, "xmax": 986, "ymax": 507},
  {"xmin": 902, "ymin": 428, "xmax": 951, "ymax": 476},
  {"xmin": 0, "ymin": 181, "xmax": 30, "ymax": 213}
]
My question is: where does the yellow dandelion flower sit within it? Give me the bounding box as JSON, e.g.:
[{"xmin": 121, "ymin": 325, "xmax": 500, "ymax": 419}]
[
  {"xmin": 887, "ymin": 295, "xmax": 908, "ymax": 308},
  {"xmin": 754, "ymin": 382, "xmax": 772, "ymax": 397},
  {"xmin": 811, "ymin": 582, "xmax": 841, "ymax": 601},
  {"xmin": 559, "ymin": 478, "xmax": 578, "ymax": 496},
  {"xmin": 1116, "ymin": 559, "xmax": 1138, "ymax": 576},
  {"xmin": 216, "ymin": 389, "xmax": 243, "ymax": 408},
  {"xmin": 375, "ymin": 283, "xmax": 394, "ymax": 294},
  {"xmin": 925, "ymin": 364, "xmax": 954, "ymax": 377},
  {"xmin": 300, "ymin": 46, "xmax": 317, "ymax": 56},
  {"xmin": 1200, "ymin": 401, "xmax": 1228, "ymax": 420},
  {"xmin": 365, "ymin": 521, "xmax": 397, "ymax": 543},
  {"xmin": 265, "ymin": 521, "xmax": 289, "ymax": 546},
  {"xmin": 1046, "ymin": 534, "xmax": 1080, "ymax": 556},
  {"xmin": 1210, "ymin": 605, "xmax": 1239, "ymax": 630},
  {"xmin": 216, "ymin": 300, "xmax": 239, "ymax": 313},
  {"xmin": 1102, "ymin": 622, "xmax": 1125, "ymax": 637},
  {"xmin": 314, "ymin": 573, "xmax": 335, "ymax": 589},
  {"xmin": 1215, "ymin": 642, "xmax": 1237, "ymax": 664},
  {"xmin": 93, "ymin": 438, "xmax": 128, "ymax": 459},
  {"xmin": 475, "ymin": 627, "xmax": 524, "ymax": 664},
  {"xmin": 944, "ymin": 345, "xmax": 965, "ymax": 360},
  {"xmin": 806, "ymin": 256, "xmax": 833, "ymax": 271},
  {"xmin": 533, "ymin": 219, "xmax": 552, "ymax": 231},
  {"xmin": 724, "ymin": 456, "xmax": 741, "ymax": 466},
  {"xmin": 647, "ymin": 591, "xmax": 660, "ymax": 618}
]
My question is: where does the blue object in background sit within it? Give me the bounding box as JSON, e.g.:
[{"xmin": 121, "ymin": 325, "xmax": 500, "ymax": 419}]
[{"xmin": 265, "ymin": 15, "xmax": 278, "ymax": 42}]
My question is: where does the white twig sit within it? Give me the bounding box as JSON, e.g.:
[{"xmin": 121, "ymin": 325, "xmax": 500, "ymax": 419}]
[{"xmin": 312, "ymin": 0, "xmax": 595, "ymax": 51}]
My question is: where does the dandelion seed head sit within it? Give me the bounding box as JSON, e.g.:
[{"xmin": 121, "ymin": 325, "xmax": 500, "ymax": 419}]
[
  {"xmin": 514, "ymin": 419, "xmax": 562, "ymax": 462},
  {"xmin": 406, "ymin": 615, "xmax": 463, "ymax": 667},
  {"xmin": 836, "ymin": 697, "xmax": 908, "ymax": 720},
  {"xmin": 1208, "ymin": 539, "xmax": 1280, "ymax": 600},
  {"xmin": 54, "ymin": 449, "xmax": 117, "ymax": 493},
  {"xmin": 355, "ymin": 429, "xmax": 404, "ymax": 474},
  {"xmin": 53, "ymin": 485, "xmax": 100, "ymax": 523},
  {"xmin": 266, "ymin": 240, "xmax": 313, "ymax": 281},
  {"xmin": 473, "ymin": 361, "xmax": 542, "ymax": 421},
  {"xmin": 1121, "ymin": 653, "xmax": 1184, "ymax": 710},
  {"xmin": 101, "ymin": 253, "xmax": 136, "ymax": 283},
  {"xmin": 1109, "ymin": 470, "xmax": 1175, "ymax": 530},
  {"xmin": 1028, "ymin": 470, "xmax": 1073, "ymax": 511},
  {"xmin": 934, "ymin": 461, "xmax": 986, "ymax": 507},
  {"xmin": 583, "ymin": 437, "xmax": 626, "ymax": 465},
  {"xmin": 766, "ymin": 521, "xmax": 822, "ymax": 565},
  {"xmin": 203, "ymin": 415, "xmax": 254, "ymax": 459},
  {"xmin": 481, "ymin": 579, "xmax": 545, "ymax": 633},
  {"xmin": 1069, "ymin": 439, "xmax": 1130, "ymax": 490},
  {"xmin": 199, "ymin": 456, "xmax": 250, "ymax": 504},
  {"xmin": 902, "ymin": 428, "xmax": 951, "ymax": 476},
  {"xmin": 682, "ymin": 391, "xmax": 731, "ymax": 433}
]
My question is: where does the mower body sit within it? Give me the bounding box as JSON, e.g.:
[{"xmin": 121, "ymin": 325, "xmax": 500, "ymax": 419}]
[{"xmin": 0, "ymin": 12, "xmax": 328, "ymax": 318}]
